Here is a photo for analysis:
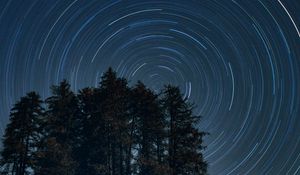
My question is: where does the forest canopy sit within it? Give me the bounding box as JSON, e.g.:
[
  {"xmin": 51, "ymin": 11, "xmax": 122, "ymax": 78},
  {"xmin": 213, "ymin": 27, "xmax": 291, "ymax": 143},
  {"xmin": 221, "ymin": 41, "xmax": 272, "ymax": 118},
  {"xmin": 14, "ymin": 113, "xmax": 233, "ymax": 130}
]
[{"xmin": 0, "ymin": 67, "xmax": 208, "ymax": 175}]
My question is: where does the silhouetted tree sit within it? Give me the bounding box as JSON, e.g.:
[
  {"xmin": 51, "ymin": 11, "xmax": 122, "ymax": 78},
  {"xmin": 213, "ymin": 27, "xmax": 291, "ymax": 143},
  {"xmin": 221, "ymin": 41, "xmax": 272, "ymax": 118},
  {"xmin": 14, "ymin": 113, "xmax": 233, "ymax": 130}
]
[
  {"xmin": 131, "ymin": 82, "xmax": 169, "ymax": 175},
  {"xmin": 98, "ymin": 67, "xmax": 131, "ymax": 175},
  {"xmin": 161, "ymin": 85, "xmax": 207, "ymax": 175},
  {"xmin": 0, "ymin": 92, "xmax": 43, "ymax": 175},
  {"xmin": 35, "ymin": 80, "xmax": 80, "ymax": 175},
  {"xmin": 76, "ymin": 87, "xmax": 99, "ymax": 175}
]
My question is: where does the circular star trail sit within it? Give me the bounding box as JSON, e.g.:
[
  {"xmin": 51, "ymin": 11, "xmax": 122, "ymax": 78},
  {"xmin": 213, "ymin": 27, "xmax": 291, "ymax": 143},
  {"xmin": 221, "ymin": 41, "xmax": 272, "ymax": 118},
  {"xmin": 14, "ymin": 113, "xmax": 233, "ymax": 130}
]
[{"xmin": 0, "ymin": 0, "xmax": 299, "ymax": 174}]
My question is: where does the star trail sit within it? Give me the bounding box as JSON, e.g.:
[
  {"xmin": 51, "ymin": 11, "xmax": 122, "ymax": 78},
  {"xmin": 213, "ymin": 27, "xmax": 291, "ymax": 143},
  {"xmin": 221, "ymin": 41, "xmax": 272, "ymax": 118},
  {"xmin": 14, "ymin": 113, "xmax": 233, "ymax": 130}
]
[{"xmin": 0, "ymin": 0, "xmax": 299, "ymax": 174}]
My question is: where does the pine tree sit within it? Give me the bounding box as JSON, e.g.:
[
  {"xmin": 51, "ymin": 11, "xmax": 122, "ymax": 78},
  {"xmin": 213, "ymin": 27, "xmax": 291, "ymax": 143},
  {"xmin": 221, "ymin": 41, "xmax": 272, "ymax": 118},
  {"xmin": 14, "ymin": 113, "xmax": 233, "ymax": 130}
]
[
  {"xmin": 78, "ymin": 86, "xmax": 112, "ymax": 175},
  {"xmin": 161, "ymin": 85, "xmax": 207, "ymax": 175},
  {"xmin": 131, "ymin": 82, "xmax": 169, "ymax": 175},
  {"xmin": 35, "ymin": 80, "xmax": 80, "ymax": 175},
  {"xmin": 97, "ymin": 67, "xmax": 131, "ymax": 175},
  {"xmin": 76, "ymin": 87, "xmax": 99, "ymax": 175},
  {"xmin": 0, "ymin": 92, "xmax": 43, "ymax": 175}
]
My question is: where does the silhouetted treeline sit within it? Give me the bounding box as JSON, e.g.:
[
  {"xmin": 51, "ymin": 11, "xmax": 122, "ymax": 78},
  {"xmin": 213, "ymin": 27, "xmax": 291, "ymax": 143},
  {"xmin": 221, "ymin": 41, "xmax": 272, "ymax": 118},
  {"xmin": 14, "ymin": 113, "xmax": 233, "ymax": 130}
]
[{"xmin": 0, "ymin": 68, "xmax": 208, "ymax": 175}]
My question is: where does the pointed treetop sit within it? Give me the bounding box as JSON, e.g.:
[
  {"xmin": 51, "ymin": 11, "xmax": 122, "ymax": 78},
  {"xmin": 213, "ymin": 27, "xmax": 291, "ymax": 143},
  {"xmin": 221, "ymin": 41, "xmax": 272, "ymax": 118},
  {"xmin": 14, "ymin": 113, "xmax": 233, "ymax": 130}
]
[
  {"xmin": 136, "ymin": 80, "xmax": 146, "ymax": 88},
  {"xmin": 99, "ymin": 67, "xmax": 118, "ymax": 87},
  {"xmin": 105, "ymin": 67, "xmax": 116, "ymax": 77},
  {"xmin": 59, "ymin": 79, "xmax": 71, "ymax": 90},
  {"xmin": 26, "ymin": 91, "xmax": 41, "ymax": 100},
  {"xmin": 163, "ymin": 84, "xmax": 181, "ymax": 97}
]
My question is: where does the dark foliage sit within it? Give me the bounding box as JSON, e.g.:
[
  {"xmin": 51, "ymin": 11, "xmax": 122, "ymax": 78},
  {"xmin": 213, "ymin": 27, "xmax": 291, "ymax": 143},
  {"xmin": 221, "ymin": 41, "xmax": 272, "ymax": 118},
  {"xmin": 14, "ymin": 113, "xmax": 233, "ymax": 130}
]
[
  {"xmin": 0, "ymin": 68, "xmax": 207, "ymax": 175},
  {"xmin": 0, "ymin": 92, "xmax": 43, "ymax": 175}
]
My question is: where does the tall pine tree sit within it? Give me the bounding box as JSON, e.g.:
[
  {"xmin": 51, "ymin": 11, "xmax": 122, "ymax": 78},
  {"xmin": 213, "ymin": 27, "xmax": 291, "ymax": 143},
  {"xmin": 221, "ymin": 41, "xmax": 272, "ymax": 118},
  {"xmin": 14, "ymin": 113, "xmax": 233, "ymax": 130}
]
[
  {"xmin": 76, "ymin": 87, "xmax": 100, "ymax": 175},
  {"xmin": 35, "ymin": 80, "xmax": 81, "ymax": 175},
  {"xmin": 97, "ymin": 67, "xmax": 131, "ymax": 175},
  {"xmin": 161, "ymin": 85, "xmax": 207, "ymax": 175},
  {"xmin": 0, "ymin": 92, "xmax": 43, "ymax": 175},
  {"xmin": 131, "ymin": 82, "xmax": 169, "ymax": 175}
]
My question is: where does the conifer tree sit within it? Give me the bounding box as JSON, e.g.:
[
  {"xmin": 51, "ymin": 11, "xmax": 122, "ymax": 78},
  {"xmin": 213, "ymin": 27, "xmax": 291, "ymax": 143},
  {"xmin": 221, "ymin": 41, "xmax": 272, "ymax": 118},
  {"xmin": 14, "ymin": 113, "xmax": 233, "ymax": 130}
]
[
  {"xmin": 77, "ymin": 86, "xmax": 112, "ymax": 175},
  {"xmin": 76, "ymin": 87, "xmax": 99, "ymax": 175},
  {"xmin": 35, "ymin": 80, "xmax": 80, "ymax": 175},
  {"xmin": 0, "ymin": 92, "xmax": 43, "ymax": 175},
  {"xmin": 98, "ymin": 67, "xmax": 131, "ymax": 175},
  {"xmin": 131, "ymin": 82, "xmax": 169, "ymax": 175},
  {"xmin": 161, "ymin": 85, "xmax": 207, "ymax": 175}
]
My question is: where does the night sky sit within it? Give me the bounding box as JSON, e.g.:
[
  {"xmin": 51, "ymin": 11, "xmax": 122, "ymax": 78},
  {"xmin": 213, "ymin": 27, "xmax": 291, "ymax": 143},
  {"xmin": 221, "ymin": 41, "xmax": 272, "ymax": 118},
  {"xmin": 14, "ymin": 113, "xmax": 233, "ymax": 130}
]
[{"xmin": 0, "ymin": 0, "xmax": 300, "ymax": 174}]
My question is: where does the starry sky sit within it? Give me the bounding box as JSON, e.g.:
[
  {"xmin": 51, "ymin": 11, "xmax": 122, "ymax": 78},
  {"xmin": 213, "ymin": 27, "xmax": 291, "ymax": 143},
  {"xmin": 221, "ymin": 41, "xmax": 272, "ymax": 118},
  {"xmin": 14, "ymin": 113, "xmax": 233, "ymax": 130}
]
[{"xmin": 0, "ymin": 0, "xmax": 299, "ymax": 174}]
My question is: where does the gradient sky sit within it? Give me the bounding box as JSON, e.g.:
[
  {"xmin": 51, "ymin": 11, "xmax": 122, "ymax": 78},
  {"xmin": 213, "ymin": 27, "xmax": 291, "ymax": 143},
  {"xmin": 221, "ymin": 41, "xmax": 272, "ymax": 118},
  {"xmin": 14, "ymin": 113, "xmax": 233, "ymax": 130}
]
[{"xmin": 0, "ymin": 0, "xmax": 299, "ymax": 174}]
